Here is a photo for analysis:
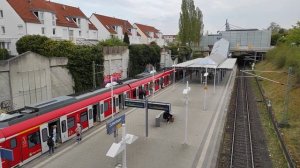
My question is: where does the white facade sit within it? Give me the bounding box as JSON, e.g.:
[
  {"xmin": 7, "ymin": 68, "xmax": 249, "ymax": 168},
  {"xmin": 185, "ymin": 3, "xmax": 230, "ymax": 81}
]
[
  {"xmin": 0, "ymin": 0, "xmax": 25, "ymax": 55},
  {"xmin": 0, "ymin": 1, "xmax": 98, "ymax": 55},
  {"xmin": 90, "ymin": 14, "xmax": 111, "ymax": 41},
  {"xmin": 133, "ymin": 24, "xmax": 165, "ymax": 46},
  {"xmin": 90, "ymin": 14, "xmax": 141, "ymax": 44}
]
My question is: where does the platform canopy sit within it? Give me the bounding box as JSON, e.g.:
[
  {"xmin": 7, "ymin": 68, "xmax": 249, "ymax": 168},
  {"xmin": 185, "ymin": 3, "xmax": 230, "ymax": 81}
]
[{"xmin": 175, "ymin": 38, "xmax": 236, "ymax": 69}]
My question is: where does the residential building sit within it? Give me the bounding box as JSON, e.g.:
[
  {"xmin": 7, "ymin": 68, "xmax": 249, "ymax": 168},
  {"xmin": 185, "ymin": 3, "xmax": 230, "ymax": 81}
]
[
  {"xmin": 90, "ymin": 13, "xmax": 141, "ymax": 44},
  {"xmin": 133, "ymin": 23, "xmax": 165, "ymax": 46},
  {"xmin": 163, "ymin": 35, "xmax": 177, "ymax": 44},
  {"xmin": 0, "ymin": 0, "xmax": 98, "ymax": 55}
]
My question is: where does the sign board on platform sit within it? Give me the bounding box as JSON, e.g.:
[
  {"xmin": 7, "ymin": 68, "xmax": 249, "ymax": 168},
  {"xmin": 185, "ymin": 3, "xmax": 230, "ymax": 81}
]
[
  {"xmin": 106, "ymin": 114, "xmax": 125, "ymax": 135},
  {"xmin": 147, "ymin": 101, "xmax": 171, "ymax": 112},
  {"xmin": 0, "ymin": 148, "xmax": 14, "ymax": 161},
  {"xmin": 125, "ymin": 99, "xmax": 145, "ymax": 108}
]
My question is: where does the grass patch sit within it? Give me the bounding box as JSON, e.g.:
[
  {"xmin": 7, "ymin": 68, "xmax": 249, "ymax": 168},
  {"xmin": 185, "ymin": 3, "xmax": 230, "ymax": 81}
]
[
  {"xmin": 251, "ymin": 78, "xmax": 287, "ymax": 167},
  {"xmin": 254, "ymin": 61, "xmax": 300, "ymax": 166}
]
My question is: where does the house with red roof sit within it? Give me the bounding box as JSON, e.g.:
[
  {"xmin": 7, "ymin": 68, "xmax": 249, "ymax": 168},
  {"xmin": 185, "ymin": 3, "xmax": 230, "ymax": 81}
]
[
  {"xmin": 0, "ymin": 0, "xmax": 98, "ymax": 55},
  {"xmin": 90, "ymin": 13, "xmax": 141, "ymax": 44},
  {"xmin": 133, "ymin": 23, "xmax": 165, "ymax": 46}
]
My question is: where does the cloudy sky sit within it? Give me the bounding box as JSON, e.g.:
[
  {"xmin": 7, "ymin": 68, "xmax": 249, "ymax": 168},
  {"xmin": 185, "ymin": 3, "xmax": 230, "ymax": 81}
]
[{"xmin": 52, "ymin": 0, "xmax": 300, "ymax": 35}]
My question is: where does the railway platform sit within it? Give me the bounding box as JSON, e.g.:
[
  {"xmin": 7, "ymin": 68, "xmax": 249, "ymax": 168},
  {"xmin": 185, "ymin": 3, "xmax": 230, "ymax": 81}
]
[{"xmin": 24, "ymin": 66, "xmax": 236, "ymax": 168}]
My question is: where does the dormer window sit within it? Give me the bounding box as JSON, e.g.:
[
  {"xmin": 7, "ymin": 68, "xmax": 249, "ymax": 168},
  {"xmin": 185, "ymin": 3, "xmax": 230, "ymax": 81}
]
[
  {"xmin": 112, "ymin": 25, "xmax": 117, "ymax": 31},
  {"xmin": 33, "ymin": 11, "xmax": 44, "ymax": 24},
  {"xmin": 72, "ymin": 18, "xmax": 81, "ymax": 28},
  {"xmin": 127, "ymin": 28, "xmax": 131, "ymax": 33}
]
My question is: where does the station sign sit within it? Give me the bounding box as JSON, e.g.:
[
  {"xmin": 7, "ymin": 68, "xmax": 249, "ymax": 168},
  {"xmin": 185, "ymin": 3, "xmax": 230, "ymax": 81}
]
[
  {"xmin": 147, "ymin": 101, "xmax": 171, "ymax": 112},
  {"xmin": 125, "ymin": 99, "xmax": 145, "ymax": 108},
  {"xmin": 106, "ymin": 114, "xmax": 125, "ymax": 135}
]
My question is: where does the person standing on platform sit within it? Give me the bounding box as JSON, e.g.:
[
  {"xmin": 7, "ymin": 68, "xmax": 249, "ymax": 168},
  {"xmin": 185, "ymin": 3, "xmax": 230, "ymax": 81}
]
[
  {"xmin": 47, "ymin": 136, "xmax": 54, "ymax": 155},
  {"xmin": 75, "ymin": 123, "xmax": 82, "ymax": 143},
  {"xmin": 52, "ymin": 125, "xmax": 57, "ymax": 147}
]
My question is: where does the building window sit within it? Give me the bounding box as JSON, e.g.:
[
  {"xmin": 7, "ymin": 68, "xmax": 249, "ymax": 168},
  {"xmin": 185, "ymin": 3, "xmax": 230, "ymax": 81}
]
[
  {"xmin": 0, "ymin": 10, "xmax": 3, "ymax": 18},
  {"xmin": 79, "ymin": 30, "xmax": 81, "ymax": 37},
  {"xmin": 0, "ymin": 42, "xmax": 5, "ymax": 49},
  {"xmin": 77, "ymin": 18, "xmax": 81, "ymax": 28},
  {"xmin": 33, "ymin": 11, "xmax": 44, "ymax": 24},
  {"xmin": 18, "ymin": 25, "xmax": 23, "ymax": 34},
  {"xmin": 1, "ymin": 26, "xmax": 5, "ymax": 34},
  {"xmin": 6, "ymin": 42, "xmax": 10, "ymax": 50},
  {"xmin": 41, "ymin": 27, "xmax": 45, "ymax": 34},
  {"xmin": 53, "ymin": 28, "xmax": 56, "ymax": 35},
  {"xmin": 52, "ymin": 14, "xmax": 56, "ymax": 26}
]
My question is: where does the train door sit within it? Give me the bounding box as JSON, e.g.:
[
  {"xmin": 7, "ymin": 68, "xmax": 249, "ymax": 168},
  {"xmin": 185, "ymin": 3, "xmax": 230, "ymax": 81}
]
[
  {"xmin": 99, "ymin": 101, "xmax": 104, "ymax": 121},
  {"xmin": 60, "ymin": 116, "xmax": 68, "ymax": 143},
  {"xmin": 124, "ymin": 92, "xmax": 128, "ymax": 109},
  {"xmin": 39, "ymin": 123, "xmax": 49, "ymax": 154},
  {"xmin": 87, "ymin": 106, "xmax": 94, "ymax": 128},
  {"xmin": 118, "ymin": 94, "xmax": 124, "ymax": 110},
  {"xmin": 114, "ymin": 95, "xmax": 119, "ymax": 113},
  {"xmin": 92, "ymin": 104, "xmax": 99, "ymax": 122},
  {"xmin": 132, "ymin": 88, "xmax": 137, "ymax": 99}
]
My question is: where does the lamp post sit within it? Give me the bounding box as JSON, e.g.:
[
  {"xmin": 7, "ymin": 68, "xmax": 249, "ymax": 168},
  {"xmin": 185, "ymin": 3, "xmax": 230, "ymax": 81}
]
[
  {"xmin": 183, "ymin": 81, "xmax": 191, "ymax": 144},
  {"xmin": 109, "ymin": 59, "xmax": 114, "ymax": 119},
  {"xmin": 203, "ymin": 67, "xmax": 208, "ymax": 111}
]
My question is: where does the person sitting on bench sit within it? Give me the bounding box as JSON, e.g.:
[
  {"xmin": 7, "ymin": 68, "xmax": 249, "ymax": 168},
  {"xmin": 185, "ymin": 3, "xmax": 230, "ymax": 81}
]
[{"xmin": 163, "ymin": 111, "xmax": 173, "ymax": 123}]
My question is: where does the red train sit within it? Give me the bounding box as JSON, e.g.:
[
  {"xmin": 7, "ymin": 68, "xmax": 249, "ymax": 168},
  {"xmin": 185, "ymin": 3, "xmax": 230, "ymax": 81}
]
[{"xmin": 0, "ymin": 69, "xmax": 176, "ymax": 168}]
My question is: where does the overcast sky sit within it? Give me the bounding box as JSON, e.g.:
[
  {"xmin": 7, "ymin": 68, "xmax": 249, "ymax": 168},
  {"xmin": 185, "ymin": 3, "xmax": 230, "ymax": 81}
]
[{"xmin": 52, "ymin": 0, "xmax": 300, "ymax": 35}]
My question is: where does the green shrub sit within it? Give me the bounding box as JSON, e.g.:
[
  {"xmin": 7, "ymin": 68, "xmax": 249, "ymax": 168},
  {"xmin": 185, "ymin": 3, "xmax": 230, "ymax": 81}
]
[
  {"xmin": 0, "ymin": 48, "xmax": 9, "ymax": 60},
  {"xmin": 99, "ymin": 37, "xmax": 127, "ymax": 46},
  {"xmin": 128, "ymin": 44, "xmax": 161, "ymax": 77},
  {"xmin": 16, "ymin": 35, "xmax": 104, "ymax": 93},
  {"xmin": 16, "ymin": 35, "xmax": 50, "ymax": 54}
]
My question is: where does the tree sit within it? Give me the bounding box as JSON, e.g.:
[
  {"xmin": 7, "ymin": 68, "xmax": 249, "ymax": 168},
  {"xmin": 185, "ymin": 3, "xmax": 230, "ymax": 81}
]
[
  {"xmin": 123, "ymin": 32, "xmax": 130, "ymax": 45},
  {"xmin": 16, "ymin": 35, "xmax": 50, "ymax": 54},
  {"xmin": 268, "ymin": 22, "xmax": 281, "ymax": 34},
  {"xmin": 179, "ymin": 0, "xmax": 203, "ymax": 47}
]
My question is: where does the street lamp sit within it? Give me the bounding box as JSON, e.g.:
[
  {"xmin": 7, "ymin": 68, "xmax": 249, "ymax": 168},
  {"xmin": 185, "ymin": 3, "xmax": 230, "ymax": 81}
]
[
  {"xmin": 183, "ymin": 81, "xmax": 191, "ymax": 144},
  {"xmin": 203, "ymin": 67, "xmax": 208, "ymax": 111}
]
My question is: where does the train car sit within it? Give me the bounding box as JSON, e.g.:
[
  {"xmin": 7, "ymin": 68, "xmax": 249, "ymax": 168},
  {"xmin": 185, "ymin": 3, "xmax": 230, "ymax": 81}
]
[{"xmin": 0, "ymin": 69, "xmax": 175, "ymax": 168}]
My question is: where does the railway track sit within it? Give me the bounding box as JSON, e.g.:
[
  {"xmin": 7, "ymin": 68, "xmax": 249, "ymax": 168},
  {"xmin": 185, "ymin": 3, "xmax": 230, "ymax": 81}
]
[{"xmin": 230, "ymin": 69, "xmax": 254, "ymax": 168}]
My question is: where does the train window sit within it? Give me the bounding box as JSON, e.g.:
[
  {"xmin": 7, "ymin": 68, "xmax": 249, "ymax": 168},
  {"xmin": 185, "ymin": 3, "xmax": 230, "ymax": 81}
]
[
  {"xmin": 67, "ymin": 117, "xmax": 75, "ymax": 128},
  {"xmin": 88, "ymin": 109, "xmax": 93, "ymax": 120},
  {"xmin": 80, "ymin": 112, "xmax": 88, "ymax": 122},
  {"xmin": 10, "ymin": 138, "xmax": 17, "ymax": 149},
  {"xmin": 100, "ymin": 104, "xmax": 104, "ymax": 114},
  {"xmin": 104, "ymin": 102, "xmax": 108, "ymax": 112},
  {"xmin": 61, "ymin": 120, "xmax": 66, "ymax": 133},
  {"xmin": 28, "ymin": 132, "xmax": 40, "ymax": 148},
  {"xmin": 41, "ymin": 128, "xmax": 48, "ymax": 142}
]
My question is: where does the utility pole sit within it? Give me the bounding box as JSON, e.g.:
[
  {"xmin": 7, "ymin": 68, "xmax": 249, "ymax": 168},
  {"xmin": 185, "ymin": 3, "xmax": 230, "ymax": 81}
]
[
  {"xmin": 280, "ymin": 67, "xmax": 292, "ymax": 127},
  {"xmin": 92, "ymin": 61, "xmax": 96, "ymax": 89}
]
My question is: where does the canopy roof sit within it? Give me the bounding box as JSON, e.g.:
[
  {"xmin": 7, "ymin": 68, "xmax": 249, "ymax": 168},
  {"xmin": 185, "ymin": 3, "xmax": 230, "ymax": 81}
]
[{"xmin": 175, "ymin": 38, "xmax": 236, "ymax": 69}]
